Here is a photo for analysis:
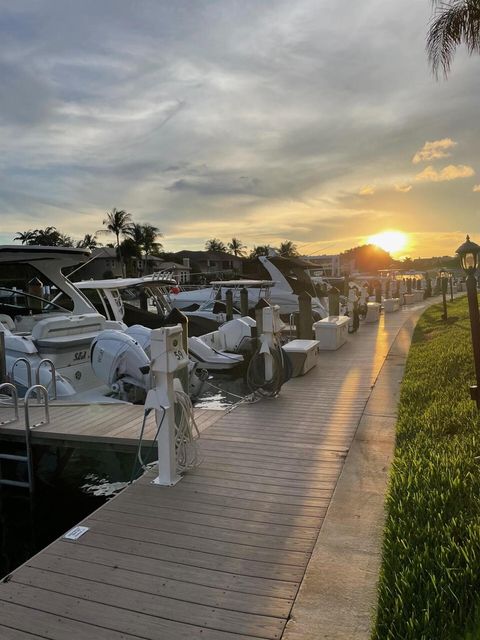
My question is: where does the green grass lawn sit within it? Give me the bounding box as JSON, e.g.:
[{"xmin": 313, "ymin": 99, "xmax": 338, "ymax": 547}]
[{"xmin": 372, "ymin": 296, "xmax": 480, "ymax": 640}]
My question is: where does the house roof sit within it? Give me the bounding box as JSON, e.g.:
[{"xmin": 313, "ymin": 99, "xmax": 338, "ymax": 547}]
[
  {"xmin": 160, "ymin": 261, "xmax": 191, "ymax": 270},
  {"xmin": 91, "ymin": 246, "xmax": 118, "ymax": 259},
  {"xmin": 174, "ymin": 250, "xmax": 243, "ymax": 261}
]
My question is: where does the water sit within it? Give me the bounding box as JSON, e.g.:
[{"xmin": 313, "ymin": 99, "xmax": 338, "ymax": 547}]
[
  {"xmin": 0, "ymin": 372, "xmax": 248, "ymax": 579},
  {"xmin": 195, "ymin": 372, "xmax": 252, "ymax": 410},
  {"xmin": 0, "ymin": 445, "xmax": 136, "ymax": 578}
]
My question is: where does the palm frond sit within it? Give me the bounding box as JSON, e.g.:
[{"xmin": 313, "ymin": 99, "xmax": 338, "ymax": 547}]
[{"xmin": 427, "ymin": 0, "xmax": 480, "ymax": 77}]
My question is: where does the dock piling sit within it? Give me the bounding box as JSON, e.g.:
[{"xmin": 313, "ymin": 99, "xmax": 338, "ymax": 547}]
[
  {"xmin": 297, "ymin": 291, "xmax": 313, "ymax": 339},
  {"xmin": 225, "ymin": 289, "xmax": 234, "ymax": 321}
]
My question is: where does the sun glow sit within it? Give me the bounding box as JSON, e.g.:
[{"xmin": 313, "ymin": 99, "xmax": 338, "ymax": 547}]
[{"xmin": 367, "ymin": 230, "xmax": 408, "ymax": 255}]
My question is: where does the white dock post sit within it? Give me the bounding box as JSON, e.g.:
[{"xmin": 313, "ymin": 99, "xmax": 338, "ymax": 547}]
[
  {"xmin": 260, "ymin": 305, "xmax": 282, "ymax": 381},
  {"xmin": 147, "ymin": 325, "xmax": 189, "ymax": 487}
]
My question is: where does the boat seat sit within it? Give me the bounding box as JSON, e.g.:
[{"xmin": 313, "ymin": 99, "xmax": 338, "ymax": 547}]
[
  {"xmin": 0, "ymin": 314, "xmax": 15, "ymax": 331},
  {"xmin": 31, "ymin": 313, "xmax": 106, "ymax": 341}
]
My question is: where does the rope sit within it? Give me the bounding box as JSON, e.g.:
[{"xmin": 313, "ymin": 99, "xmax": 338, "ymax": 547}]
[
  {"xmin": 129, "ymin": 406, "xmax": 165, "ymax": 483},
  {"xmin": 173, "ymin": 387, "xmax": 201, "ymax": 473},
  {"xmin": 246, "ymin": 340, "xmax": 289, "ymax": 398}
]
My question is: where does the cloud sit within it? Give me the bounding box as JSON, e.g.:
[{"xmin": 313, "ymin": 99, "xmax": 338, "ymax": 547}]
[
  {"xmin": 415, "ymin": 164, "xmax": 475, "ymax": 183},
  {"xmin": 412, "ymin": 139, "xmax": 457, "ymax": 164},
  {"xmin": 473, "ymin": 185, "xmax": 480, "ymax": 192},
  {"xmin": 395, "ymin": 184, "xmax": 412, "ymax": 192},
  {"xmin": 359, "ymin": 185, "xmax": 375, "ymax": 195}
]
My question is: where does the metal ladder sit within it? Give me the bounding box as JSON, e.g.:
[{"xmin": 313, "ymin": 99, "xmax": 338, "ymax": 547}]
[
  {"xmin": 10, "ymin": 357, "xmax": 57, "ymax": 400},
  {"xmin": 0, "ymin": 384, "xmax": 50, "ymax": 494}
]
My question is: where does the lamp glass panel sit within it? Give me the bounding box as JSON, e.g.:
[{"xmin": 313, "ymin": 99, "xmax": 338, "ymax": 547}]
[{"xmin": 465, "ymin": 253, "xmax": 476, "ymax": 271}]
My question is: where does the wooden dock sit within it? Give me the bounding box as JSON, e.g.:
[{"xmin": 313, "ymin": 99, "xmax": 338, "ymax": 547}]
[
  {"xmin": 0, "ymin": 403, "xmax": 224, "ymax": 451},
  {"xmin": 0, "ymin": 302, "xmax": 432, "ymax": 639}
]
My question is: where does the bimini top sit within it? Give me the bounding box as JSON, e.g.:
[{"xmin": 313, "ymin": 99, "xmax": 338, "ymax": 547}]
[
  {"xmin": 0, "ymin": 245, "xmax": 90, "ymax": 267},
  {"xmin": 210, "ymin": 280, "xmax": 275, "ymax": 287},
  {"xmin": 75, "ymin": 275, "xmax": 177, "ymax": 290}
]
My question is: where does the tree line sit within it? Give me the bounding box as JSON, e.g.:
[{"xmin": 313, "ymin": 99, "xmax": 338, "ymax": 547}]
[{"xmin": 13, "ymin": 208, "xmax": 302, "ymax": 276}]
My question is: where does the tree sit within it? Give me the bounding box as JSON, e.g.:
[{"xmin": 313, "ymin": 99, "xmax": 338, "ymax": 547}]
[
  {"xmin": 227, "ymin": 237, "xmax": 246, "ymax": 257},
  {"xmin": 124, "ymin": 222, "xmax": 163, "ymax": 274},
  {"xmin": 340, "ymin": 244, "xmax": 393, "ymax": 273},
  {"xmin": 205, "ymin": 238, "xmax": 227, "ymax": 252},
  {"xmin": 76, "ymin": 233, "xmax": 98, "ymax": 249},
  {"xmin": 140, "ymin": 223, "xmax": 162, "ymax": 256},
  {"xmin": 14, "ymin": 230, "xmax": 36, "ymax": 244},
  {"xmin": 99, "ymin": 208, "xmax": 133, "ymax": 276},
  {"xmin": 249, "ymin": 245, "xmax": 271, "ymax": 259},
  {"xmin": 278, "ymin": 240, "xmax": 299, "ymax": 258},
  {"xmin": 14, "ymin": 227, "xmax": 73, "ymax": 246},
  {"xmin": 120, "ymin": 238, "xmax": 142, "ymax": 277},
  {"xmin": 427, "ymin": 1, "xmax": 480, "ymax": 77}
]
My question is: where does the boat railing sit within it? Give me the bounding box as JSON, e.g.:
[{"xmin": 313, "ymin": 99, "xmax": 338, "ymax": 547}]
[
  {"xmin": 10, "ymin": 357, "xmax": 32, "ymax": 390},
  {"xmin": 35, "ymin": 358, "xmax": 57, "ymax": 401},
  {"xmin": 0, "ymin": 382, "xmax": 19, "ymax": 425}
]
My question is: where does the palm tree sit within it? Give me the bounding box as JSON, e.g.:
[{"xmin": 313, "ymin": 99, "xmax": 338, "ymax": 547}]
[
  {"xmin": 249, "ymin": 245, "xmax": 271, "ymax": 259},
  {"xmin": 227, "ymin": 237, "xmax": 246, "ymax": 257},
  {"xmin": 124, "ymin": 222, "xmax": 144, "ymax": 248},
  {"xmin": 205, "ymin": 238, "xmax": 227, "ymax": 252},
  {"xmin": 14, "ymin": 230, "xmax": 36, "ymax": 244},
  {"xmin": 141, "ymin": 223, "xmax": 163, "ymax": 256},
  {"xmin": 427, "ymin": 1, "xmax": 480, "ymax": 77},
  {"xmin": 124, "ymin": 222, "xmax": 162, "ymax": 274},
  {"xmin": 76, "ymin": 233, "xmax": 98, "ymax": 249},
  {"xmin": 278, "ymin": 240, "xmax": 299, "ymax": 258},
  {"xmin": 99, "ymin": 208, "xmax": 133, "ymax": 276}
]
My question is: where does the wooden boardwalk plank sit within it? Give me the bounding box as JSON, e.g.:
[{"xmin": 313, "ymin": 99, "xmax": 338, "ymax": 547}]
[
  {"xmin": 11, "ymin": 567, "xmax": 286, "ymax": 639},
  {"xmin": 0, "ymin": 583, "xmax": 262, "ymax": 640},
  {"xmin": 28, "ymin": 553, "xmax": 294, "ymax": 618}
]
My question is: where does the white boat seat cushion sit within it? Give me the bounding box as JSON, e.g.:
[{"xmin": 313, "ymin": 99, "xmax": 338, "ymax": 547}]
[{"xmin": 31, "ymin": 313, "xmax": 106, "ymax": 341}]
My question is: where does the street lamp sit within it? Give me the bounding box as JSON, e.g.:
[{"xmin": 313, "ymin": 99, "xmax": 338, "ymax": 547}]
[
  {"xmin": 456, "ymin": 235, "xmax": 480, "ymax": 407},
  {"xmin": 439, "ymin": 267, "xmax": 449, "ymax": 320}
]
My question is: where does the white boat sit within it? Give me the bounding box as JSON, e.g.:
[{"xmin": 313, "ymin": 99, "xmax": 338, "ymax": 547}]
[
  {"xmin": 170, "ymin": 255, "xmax": 329, "ymax": 319},
  {"xmin": 0, "ymin": 246, "xmax": 204, "ymax": 401},
  {"xmin": 74, "ymin": 276, "xmax": 244, "ymax": 371},
  {"xmin": 170, "ymin": 279, "xmax": 273, "ymax": 312}
]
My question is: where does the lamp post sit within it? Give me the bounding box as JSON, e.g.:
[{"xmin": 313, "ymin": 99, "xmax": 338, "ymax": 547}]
[
  {"xmin": 456, "ymin": 235, "xmax": 480, "ymax": 407},
  {"xmin": 439, "ymin": 267, "xmax": 449, "ymax": 321}
]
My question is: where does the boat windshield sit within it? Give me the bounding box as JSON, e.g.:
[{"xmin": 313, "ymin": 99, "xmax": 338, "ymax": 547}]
[
  {"xmin": 0, "ymin": 287, "xmax": 72, "ymax": 317},
  {"xmin": 119, "ymin": 285, "xmax": 171, "ymax": 317}
]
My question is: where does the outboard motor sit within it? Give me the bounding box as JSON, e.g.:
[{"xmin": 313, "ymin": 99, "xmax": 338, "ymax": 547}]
[
  {"xmin": 125, "ymin": 324, "xmax": 153, "ymax": 356},
  {"xmin": 90, "ymin": 330, "xmax": 150, "ymax": 401}
]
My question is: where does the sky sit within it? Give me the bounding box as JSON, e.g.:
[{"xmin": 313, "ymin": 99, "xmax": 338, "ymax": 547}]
[{"xmin": 0, "ymin": 0, "xmax": 479, "ymax": 258}]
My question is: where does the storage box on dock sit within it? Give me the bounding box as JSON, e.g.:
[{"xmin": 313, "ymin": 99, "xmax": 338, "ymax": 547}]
[
  {"xmin": 313, "ymin": 315, "xmax": 349, "ymax": 350},
  {"xmin": 403, "ymin": 293, "xmax": 416, "ymax": 305},
  {"xmin": 282, "ymin": 339, "xmax": 320, "ymax": 377},
  {"xmin": 383, "ymin": 298, "xmax": 400, "ymax": 313},
  {"xmin": 365, "ymin": 302, "xmax": 381, "ymax": 323},
  {"xmin": 413, "ymin": 290, "xmax": 424, "ymax": 303}
]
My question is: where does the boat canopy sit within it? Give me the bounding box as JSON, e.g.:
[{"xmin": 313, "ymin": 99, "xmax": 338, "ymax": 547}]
[
  {"xmin": 209, "ymin": 280, "xmax": 275, "ymax": 287},
  {"xmin": 75, "ymin": 276, "xmax": 176, "ymax": 290}
]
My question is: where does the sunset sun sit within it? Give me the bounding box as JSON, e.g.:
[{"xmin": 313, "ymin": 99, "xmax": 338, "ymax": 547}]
[{"xmin": 367, "ymin": 230, "xmax": 408, "ymax": 255}]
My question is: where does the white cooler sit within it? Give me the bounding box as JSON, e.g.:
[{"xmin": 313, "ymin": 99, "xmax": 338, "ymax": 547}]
[
  {"xmin": 383, "ymin": 298, "xmax": 400, "ymax": 313},
  {"xmin": 403, "ymin": 293, "xmax": 416, "ymax": 305},
  {"xmin": 413, "ymin": 290, "xmax": 424, "ymax": 302},
  {"xmin": 282, "ymin": 339, "xmax": 320, "ymax": 377},
  {"xmin": 313, "ymin": 315, "xmax": 349, "ymax": 350},
  {"xmin": 365, "ymin": 302, "xmax": 381, "ymax": 323}
]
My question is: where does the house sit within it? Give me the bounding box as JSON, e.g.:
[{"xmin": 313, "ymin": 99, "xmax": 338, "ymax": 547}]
[
  {"xmin": 174, "ymin": 251, "xmax": 243, "ymax": 282},
  {"xmin": 72, "ymin": 247, "xmax": 122, "ymax": 281},
  {"xmin": 155, "ymin": 260, "xmax": 191, "ymax": 284}
]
